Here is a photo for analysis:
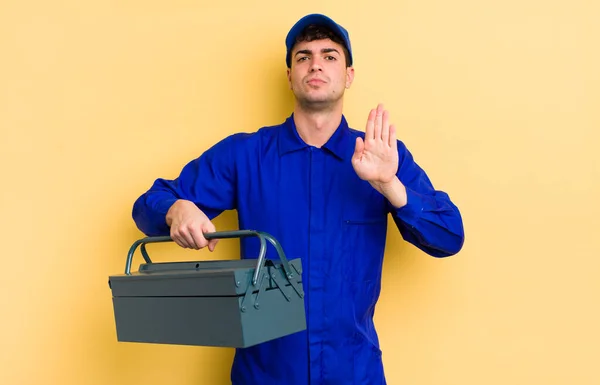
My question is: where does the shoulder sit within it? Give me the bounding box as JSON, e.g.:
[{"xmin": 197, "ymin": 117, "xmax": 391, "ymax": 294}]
[
  {"xmin": 347, "ymin": 127, "xmax": 365, "ymax": 139},
  {"xmin": 204, "ymin": 120, "xmax": 284, "ymax": 159},
  {"xmin": 228, "ymin": 124, "xmax": 280, "ymax": 145}
]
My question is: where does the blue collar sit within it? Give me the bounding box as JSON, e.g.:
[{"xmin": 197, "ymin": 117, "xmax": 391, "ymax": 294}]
[{"xmin": 278, "ymin": 114, "xmax": 354, "ymax": 161}]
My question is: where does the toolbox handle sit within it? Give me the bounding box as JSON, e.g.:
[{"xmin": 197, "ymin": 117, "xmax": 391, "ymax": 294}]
[{"xmin": 125, "ymin": 230, "xmax": 294, "ymax": 286}]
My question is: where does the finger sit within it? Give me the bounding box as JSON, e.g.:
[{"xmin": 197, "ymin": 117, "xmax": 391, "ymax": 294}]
[
  {"xmin": 389, "ymin": 124, "xmax": 397, "ymax": 148},
  {"xmin": 171, "ymin": 234, "xmax": 186, "ymax": 248},
  {"xmin": 171, "ymin": 231, "xmax": 191, "ymax": 249},
  {"xmin": 182, "ymin": 230, "xmax": 199, "ymax": 249},
  {"xmin": 353, "ymin": 136, "xmax": 364, "ymax": 159},
  {"xmin": 189, "ymin": 226, "xmax": 208, "ymax": 250},
  {"xmin": 374, "ymin": 104, "xmax": 383, "ymax": 141},
  {"xmin": 203, "ymin": 222, "xmax": 218, "ymax": 252},
  {"xmin": 365, "ymin": 109, "xmax": 376, "ymax": 140},
  {"xmin": 382, "ymin": 110, "xmax": 390, "ymax": 144}
]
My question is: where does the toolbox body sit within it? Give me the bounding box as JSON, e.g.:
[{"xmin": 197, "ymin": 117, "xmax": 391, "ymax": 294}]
[{"xmin": 108, "ymin": 231, "xmax": 306, "ymax": 348}]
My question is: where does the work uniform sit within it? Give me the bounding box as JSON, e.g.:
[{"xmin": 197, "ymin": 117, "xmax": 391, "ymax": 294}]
[{"xmin": 133, "ymin": 114, "xmax": 464, "ymax": 384}]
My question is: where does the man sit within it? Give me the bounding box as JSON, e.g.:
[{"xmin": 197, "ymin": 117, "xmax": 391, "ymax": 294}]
[{"xmin": 132, "ymin": 13, "xmax": 464, "ymax": 385}]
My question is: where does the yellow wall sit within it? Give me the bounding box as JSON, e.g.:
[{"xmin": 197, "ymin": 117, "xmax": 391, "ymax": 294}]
[{"xmin": 1, "ymin": 0, "xmax": 599, "ymax": 384}]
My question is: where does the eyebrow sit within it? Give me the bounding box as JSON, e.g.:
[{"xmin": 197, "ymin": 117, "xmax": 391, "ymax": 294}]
[{"xmin": 294, "ymin": 48, "xmax": 341, "ymax": 57}]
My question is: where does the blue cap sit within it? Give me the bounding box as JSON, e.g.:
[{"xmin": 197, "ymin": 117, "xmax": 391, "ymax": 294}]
[{"xmin": 285, "ymin": 13, "xmax": 353, "ymax": 68}]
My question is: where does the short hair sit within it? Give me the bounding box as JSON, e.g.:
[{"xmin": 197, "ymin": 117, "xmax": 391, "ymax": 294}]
[{"xmin": 290, "ymin": 24, "xmax": 351, "ymax": 68}]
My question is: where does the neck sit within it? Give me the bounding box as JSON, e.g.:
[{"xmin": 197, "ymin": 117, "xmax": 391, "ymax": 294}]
[{"xmin": 293, "ymin": 101, "xmax": 343, "ymax": 148}]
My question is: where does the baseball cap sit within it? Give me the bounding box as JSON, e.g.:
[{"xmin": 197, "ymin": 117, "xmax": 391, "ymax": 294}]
[{"xmin": 285, "ymin": 13, "xmax": 353, "ymax": 67}]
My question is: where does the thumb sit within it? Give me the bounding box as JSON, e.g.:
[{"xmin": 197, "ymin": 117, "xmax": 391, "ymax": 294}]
[
  {"xmin": 353, "ymin": 137, "xmax": 364, "ymax": 159},
  {"xmin": 208, "ymin": 239, "xmax": 218, "ymax": 252},
  {"xmin": 204, "ymin": 222, "xmax": 218, "ymax": 252}
]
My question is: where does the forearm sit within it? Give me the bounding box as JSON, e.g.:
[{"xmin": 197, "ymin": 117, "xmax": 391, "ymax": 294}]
[
  {"xmin": 132, "ymin": 136, "xmax": 238, "ymax": 236},
  {"xmin": 369, "ymin": 176, "xmax": 407, "ymax": 209},
  {"xmin": 132, "ymin": 186, "xmax": 179, "ymax": 236},
  {"xmin": 392, "ymin": 187, "xmax": 464, "ymax": 257}
]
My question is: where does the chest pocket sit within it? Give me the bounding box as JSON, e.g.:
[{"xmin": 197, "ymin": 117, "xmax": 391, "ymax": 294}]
[
  {"xmin": 330, "ymin": 160, "xmax": 389, "ymax": 282},
  {"xmin": 342, "ymin": 216, "xmax": 388, "ymax": 283},
  {"xmin": 341, "ymin": 177, "xmax": 389, "ymax": 284}
]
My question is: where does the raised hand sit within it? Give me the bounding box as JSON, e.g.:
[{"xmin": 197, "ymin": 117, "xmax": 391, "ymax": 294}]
[{"xmin": 351, "ymin": 103, "xmax": 399, "ymax": 186}]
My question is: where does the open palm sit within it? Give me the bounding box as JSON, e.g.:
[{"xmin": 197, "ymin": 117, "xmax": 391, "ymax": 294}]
[{"xmin": 351, "ymin": 104, "xmax": 399, "ymax": 184}]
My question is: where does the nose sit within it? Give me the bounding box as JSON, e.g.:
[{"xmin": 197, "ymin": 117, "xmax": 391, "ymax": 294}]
[{"xmin": 309, "ymin": 57, "xmax": 323, "ymax": 72}]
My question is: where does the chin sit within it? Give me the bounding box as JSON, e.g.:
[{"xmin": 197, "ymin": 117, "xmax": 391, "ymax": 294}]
[{"xmin": 297, "ymin": 98, "xmax": 341, "ymax": 111}]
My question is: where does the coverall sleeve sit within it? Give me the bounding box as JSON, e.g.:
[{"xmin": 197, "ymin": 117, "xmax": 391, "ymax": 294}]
[
  {"xmin": 132, "ymin": 135, "xmax": 237, "ymax": 236},
  {"xmin": 389, "ymin": 140, "xmax": 465, "ymax": 257}
]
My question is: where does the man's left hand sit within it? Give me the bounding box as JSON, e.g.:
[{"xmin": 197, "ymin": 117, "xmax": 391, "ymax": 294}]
[
  {"xmin": 352, "ymin": 103, "xmax": 399, "ymax": 185},
  {"xmin": 351, "ymin": 103, "xmax": 407, "ymax": 208}
]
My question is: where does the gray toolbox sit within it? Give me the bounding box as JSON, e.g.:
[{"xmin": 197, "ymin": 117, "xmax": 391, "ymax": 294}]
[{"xmin": 108, "ymin": 230, "xmax": 305, "ymax": 348}]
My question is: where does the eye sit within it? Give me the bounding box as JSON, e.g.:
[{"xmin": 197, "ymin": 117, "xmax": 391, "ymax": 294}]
[
  {"xmin": 297, "ymin": 56, "xmax": 309, "ymax": 62},
  {"xmin": 325, "ymin": 56, "xmax": 337, "ymax": 61}
]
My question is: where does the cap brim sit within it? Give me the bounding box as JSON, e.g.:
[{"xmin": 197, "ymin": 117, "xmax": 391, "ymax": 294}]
[{"xmin": 285, "ymin": 14, "xmax": 352, "ymax": 67}]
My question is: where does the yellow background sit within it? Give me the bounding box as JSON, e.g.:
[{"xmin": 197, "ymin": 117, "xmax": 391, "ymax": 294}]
[{"xmin": 1, "ymin": 0, "xmax": 599, "ymax": 384}]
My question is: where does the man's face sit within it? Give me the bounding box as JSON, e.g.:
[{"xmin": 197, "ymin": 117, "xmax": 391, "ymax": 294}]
[{"xmin": 287, "ymin": 38, "xmax": 354, "ymax": 110}]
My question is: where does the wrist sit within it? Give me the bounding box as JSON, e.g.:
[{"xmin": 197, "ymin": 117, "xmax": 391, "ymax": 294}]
[
  {"xmin": 165, "ymin": 199, "xmax": 185, "ymax": 226},
  {"xmin": 370, "ymin": 177, "xmax": 407, "ymax": 208}
]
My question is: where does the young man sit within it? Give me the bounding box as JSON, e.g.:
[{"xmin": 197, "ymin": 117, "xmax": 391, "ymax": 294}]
[{"xmin": 132, "ymin": 13, "xmax": 464, "ymax": 385}]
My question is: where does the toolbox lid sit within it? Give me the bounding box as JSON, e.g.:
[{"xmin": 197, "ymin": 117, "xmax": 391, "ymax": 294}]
[
  {"xmin": 109, "ymin": 230, "xmax": 303, "ymax": 298},
  {"xmin": 109, "ymin": 258, "xmax": 302, "ymax": 297}
]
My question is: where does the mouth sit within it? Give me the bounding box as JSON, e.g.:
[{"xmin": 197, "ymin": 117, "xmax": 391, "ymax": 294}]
[{"xmin": 306, "ymin": 78, "xmax": 327, "ymax": 85}]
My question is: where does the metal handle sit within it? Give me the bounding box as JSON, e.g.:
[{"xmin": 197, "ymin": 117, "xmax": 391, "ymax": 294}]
[{"xmin": 125, "ymin": 230, "xmax": 294, "ymax": 286}]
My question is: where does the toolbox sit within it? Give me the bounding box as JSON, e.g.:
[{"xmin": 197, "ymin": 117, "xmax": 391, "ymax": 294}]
[{"xmin": 108, "ymin": 230, "xmax": 306, "ymax": 348}]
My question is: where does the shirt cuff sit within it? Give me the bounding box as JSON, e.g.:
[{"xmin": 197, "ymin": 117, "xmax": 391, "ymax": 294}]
[
  {"xmin": 154, "ymin": 198, "xmax": 178, "ymax": 219},
  {"xmin": 392, "ymin": 187, "xmax": 423, "ymax": 225}
]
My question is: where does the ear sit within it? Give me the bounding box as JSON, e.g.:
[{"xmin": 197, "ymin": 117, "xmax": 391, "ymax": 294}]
[
  {"xmin": 287, "ymin": 68, "xmax": 292, "ymax": 90},
  {"xmin": 345, "ymin": 67, "xmax": 355, "ymax": 89}
]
